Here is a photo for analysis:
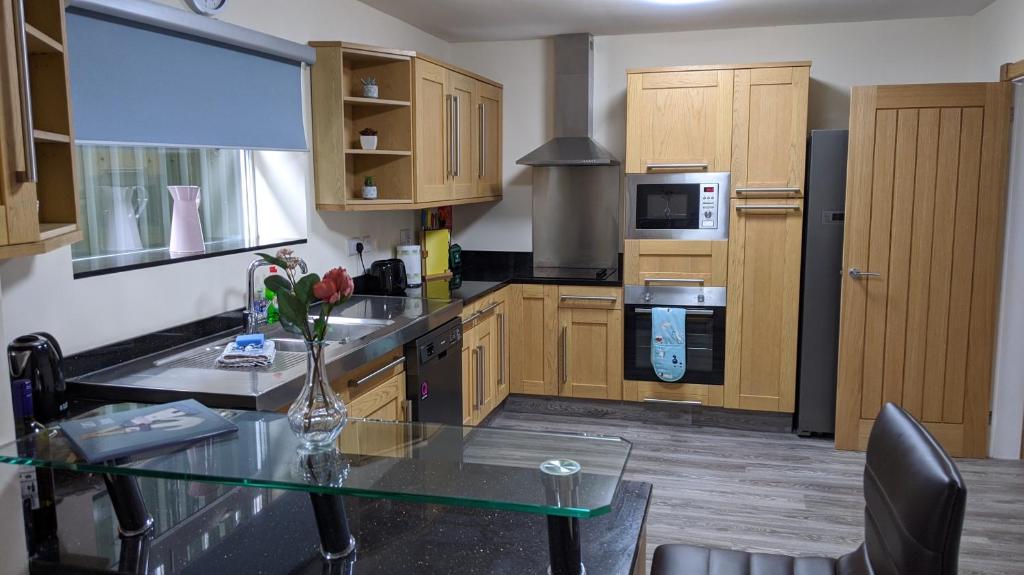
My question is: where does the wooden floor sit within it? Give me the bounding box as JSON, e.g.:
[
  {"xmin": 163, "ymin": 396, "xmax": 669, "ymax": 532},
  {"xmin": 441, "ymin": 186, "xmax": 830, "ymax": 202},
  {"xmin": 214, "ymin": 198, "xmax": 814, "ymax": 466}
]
[{"xmin": 486, "ymin": 403, "xmax": 1024, "ymax": 575}]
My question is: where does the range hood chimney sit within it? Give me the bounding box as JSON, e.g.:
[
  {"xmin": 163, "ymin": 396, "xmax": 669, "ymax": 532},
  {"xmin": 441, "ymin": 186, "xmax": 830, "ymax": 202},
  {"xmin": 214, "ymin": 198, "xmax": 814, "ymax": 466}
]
[{"xmin": 516, "ymin": 34, "xmax": 619, "ymax": 166}]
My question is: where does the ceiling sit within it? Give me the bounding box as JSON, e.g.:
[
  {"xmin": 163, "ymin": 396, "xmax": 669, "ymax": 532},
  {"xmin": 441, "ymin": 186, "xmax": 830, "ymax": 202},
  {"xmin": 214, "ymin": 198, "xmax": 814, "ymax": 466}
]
[{"xmin": 356, "ymin": 0, "xmax": 995, "ymax": 42}]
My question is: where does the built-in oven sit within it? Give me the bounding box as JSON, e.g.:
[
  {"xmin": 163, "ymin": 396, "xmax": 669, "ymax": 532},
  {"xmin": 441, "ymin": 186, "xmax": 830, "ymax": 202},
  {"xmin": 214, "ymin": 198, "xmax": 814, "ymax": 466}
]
[
  {"xmin": 623, "ymin": 285, "xmax": 726, "ymax": 385},
  {"xmin": 626, "ymin": 172, "xmax": 731, "ymax": 240}
]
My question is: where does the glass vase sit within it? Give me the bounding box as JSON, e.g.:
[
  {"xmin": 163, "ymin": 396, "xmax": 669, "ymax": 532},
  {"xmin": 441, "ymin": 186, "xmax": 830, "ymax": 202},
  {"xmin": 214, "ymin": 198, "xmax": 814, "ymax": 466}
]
[{"xmin": 289, "ymin": 341, "xmax": 347, "ymax": 449}]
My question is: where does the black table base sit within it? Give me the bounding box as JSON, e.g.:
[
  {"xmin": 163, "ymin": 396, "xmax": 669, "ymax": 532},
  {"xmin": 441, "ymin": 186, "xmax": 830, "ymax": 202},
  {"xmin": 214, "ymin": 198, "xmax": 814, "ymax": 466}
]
[
  {"xmin": 309, "ymin": 493, "xmax": 356, "ymax": 560},
  {"xmin": 101, "ymin": 474, "xmax": 154, "ymax": 537},
  {"xmin": 547, "ymin": 515, "xmax": 585, "ymax": 575}
]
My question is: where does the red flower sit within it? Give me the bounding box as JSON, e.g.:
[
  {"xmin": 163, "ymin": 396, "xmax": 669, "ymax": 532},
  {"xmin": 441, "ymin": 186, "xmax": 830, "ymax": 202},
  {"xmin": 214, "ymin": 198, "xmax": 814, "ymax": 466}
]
[
  {"xmin": 323, "ymin": 268, "xmax": 354, "ymax": 299},
  {"xmin": 313, "ymin": 280, "xmax": 337, "ymax": 302}
]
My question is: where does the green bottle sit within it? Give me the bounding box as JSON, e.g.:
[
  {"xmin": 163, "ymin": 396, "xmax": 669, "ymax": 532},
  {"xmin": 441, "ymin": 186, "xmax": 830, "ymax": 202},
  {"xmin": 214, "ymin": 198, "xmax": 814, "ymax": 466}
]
[{"xmin": 265, "ymin": 265, "xmax": 280, "ymax": 325}]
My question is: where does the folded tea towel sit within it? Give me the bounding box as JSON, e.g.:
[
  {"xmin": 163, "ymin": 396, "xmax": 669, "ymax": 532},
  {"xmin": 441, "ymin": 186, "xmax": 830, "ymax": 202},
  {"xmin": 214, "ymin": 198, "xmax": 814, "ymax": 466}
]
[
  {"xmin": 217, "ymin": 340, "xmax": 276, "ymax": 368},
  {"xmin": 651, "ymin": 307, "xmax": 686, "ymax": 382}
]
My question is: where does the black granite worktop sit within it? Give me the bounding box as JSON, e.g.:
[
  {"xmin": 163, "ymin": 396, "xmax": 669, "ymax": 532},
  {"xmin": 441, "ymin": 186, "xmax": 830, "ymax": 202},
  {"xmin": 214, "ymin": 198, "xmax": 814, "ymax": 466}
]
[
  {"xmin": 31, "ymin": 473, "xmax": 651, "ymax": 575},
  {"xmin": 459, "ymin": 250, "xmax": 623, "ymax": 287}
]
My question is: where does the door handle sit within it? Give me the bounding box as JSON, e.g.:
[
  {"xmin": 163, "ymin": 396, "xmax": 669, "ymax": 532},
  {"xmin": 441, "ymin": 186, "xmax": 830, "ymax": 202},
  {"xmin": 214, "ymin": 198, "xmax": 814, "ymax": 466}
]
[
  {"xmin": 560, "ymin": 325, "xmax": 569, "ymax": 386},
  {"xmin": 472, "ymin": 346, "xmax": 480, "ymax": 411},
  {"xmin": 12, "ymin": 0, "xmax": 37, "ymax": 183},
  {"xmin": 476, "ymin": 344, "xmax": 485, "ymax": 408},
  {"xmin": 454, "ymin": 95, "xmax": 461, "ymax": 177},
  {"xmin": 497, "ymin": 312, "xmax": 504, "ymax": 389},
  {"xmin": 445, "ymin": 94, "xmax": 453, "ymax": 179},
  {"xmin": 479, "ymin": 102, "xmax": 485, "ymax": 178},
  {"xmin": 848, "ymin": 267, "xmax": 882, "ymax": 280},
  {"xmin": 646, "ymin": 162, "xmax": 708, "ymax": 172},
  {"xmin": 349, "ymin": 357, "xmax": 405, "ymax": 387}
]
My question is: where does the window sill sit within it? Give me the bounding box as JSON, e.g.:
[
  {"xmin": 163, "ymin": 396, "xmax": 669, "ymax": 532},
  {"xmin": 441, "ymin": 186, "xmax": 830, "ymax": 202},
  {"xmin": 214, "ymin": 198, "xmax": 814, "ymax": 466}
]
[{"xmin": 72, "ymin": 238, "xmax": 307, "ymax": 279}]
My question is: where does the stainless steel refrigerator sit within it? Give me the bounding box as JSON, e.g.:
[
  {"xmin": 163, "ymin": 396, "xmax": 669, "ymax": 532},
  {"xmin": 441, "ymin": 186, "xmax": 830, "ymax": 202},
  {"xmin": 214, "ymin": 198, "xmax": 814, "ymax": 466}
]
[{"xmin": 796, "ymin": 130, "xmax": 848, "ymax": 436}]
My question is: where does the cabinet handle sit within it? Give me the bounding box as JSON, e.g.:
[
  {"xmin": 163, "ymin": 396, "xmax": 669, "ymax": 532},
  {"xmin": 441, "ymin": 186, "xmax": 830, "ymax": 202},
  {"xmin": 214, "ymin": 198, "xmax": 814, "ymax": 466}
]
[
  {"xmin": 646, "ymin": 162, "xmax": 707, "ymax": 172},
  {"xmin": 463, "ymin": 311, "xmax": 481, "ymax": 325},
  {"xmin": 643, "ymin": 398, "xmax": 703, "ymax": 406},
  {"xmin": 643, "ymin": 278, "xmax": 704, "ymax": 286},
  {"xmin": 479, "ymin": 102, "xmax": 486, "ymax": 178},
  {"xmin": 497, "ymin": 312, "xmax": 504, "ymax": 389},
  {"xmin": 476, "ymin": 344, "xmax": 485, "ymax": 408},
  {"xmin": 735, "ymin": 187, "xmax": 801, "ymax": 195},
  {"xmin": 445, "ymin": 94, "xmax": 452, "ymax": 179},
  {"xmin": 12, "ymin": 0, "xmax": 36, "ymax": 183},
  {"xmin": 735, "ymin": 204, "xmax": 801, "ymax": 213},
  {"xmin": 472, "ymin": 347, "xmax": 480, "ymax": 411},
  {"xmin": 560, "ymin": 325, "xmax": 568, "ymax": 386},
  {"xmin": 559, "ymin": 295, "xmax": 618, "ymax": 303},
  {"xmin": 349, "ymin": 357, "xmax": 405, "ymax": 387},
  {"xmin": 454, "ymin": 95, "xmax": 461, "ymax": 177},
  {"xmin": 477, "ymin": 302, "xmax": 499, "ymax": 316}
]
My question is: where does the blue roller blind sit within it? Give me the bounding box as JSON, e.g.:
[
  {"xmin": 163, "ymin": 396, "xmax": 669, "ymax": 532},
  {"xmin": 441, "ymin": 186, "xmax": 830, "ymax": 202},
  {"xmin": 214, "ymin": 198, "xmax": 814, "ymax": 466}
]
[{"xmin": 66, "ymin": 9, "xmax": 308, "ymax": 150}]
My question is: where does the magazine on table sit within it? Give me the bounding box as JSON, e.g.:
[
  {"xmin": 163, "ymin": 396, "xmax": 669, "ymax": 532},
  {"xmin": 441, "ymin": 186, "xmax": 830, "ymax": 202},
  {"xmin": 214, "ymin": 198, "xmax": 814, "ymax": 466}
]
[{"xmin": 59, "ymin": 399, "xmax": 238, "ymax": 463}]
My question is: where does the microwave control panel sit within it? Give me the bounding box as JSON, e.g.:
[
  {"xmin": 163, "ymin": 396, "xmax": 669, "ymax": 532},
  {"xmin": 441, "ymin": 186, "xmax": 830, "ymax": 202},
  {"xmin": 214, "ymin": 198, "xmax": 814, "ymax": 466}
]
[{"xmin": 700, "ymin": 184, "xmax": 719, "ymax": 228}]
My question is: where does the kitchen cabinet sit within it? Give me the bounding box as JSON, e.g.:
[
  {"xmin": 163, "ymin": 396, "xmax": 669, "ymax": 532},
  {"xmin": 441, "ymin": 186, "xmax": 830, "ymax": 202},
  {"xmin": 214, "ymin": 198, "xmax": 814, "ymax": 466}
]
[
  {"xmin": 509, "ymin": 285, "xmax": 622, "ymax": 401},
  {"xmin": 725, "ymin": 198, "xmax": 803, "ymax": 412},
  {"xmin": 0, "ymin": 0, "xmax": 81, "ymax": 259},
  {"xmin": 623, "ymin": 239, "xmax": 728, "ymax": 287},
  {"xmin": 474, "ymin": 81, "xmax": 502, "ymax": 198},
  {"xmin": 731, "ymin": 65, "xmax": 810, "ymax": 198},
  {"xmin": 622, "ymin": 381, "xmax": 725, "ymax": 406},
  {"xmin": 625, "ymin": 68, "xmax": 734, "ymax": 174},
  {"xmin": 461, "ymin": 288, "xmax": 510, "ymax": 426},
  {"xmin": 310, "ymin": 42, "xmax": 502, "ymax": 212},
  {"xmin": 347, "ymin": 371, "xmax": 408, "ymax": 421}
]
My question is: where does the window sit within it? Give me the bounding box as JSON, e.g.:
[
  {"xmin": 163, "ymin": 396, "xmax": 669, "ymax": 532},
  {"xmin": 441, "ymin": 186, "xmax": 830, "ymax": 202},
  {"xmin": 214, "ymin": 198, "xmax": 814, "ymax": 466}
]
[{"xmin": 71, "ymin": 146, "xmax": 307, "ymax": 277}]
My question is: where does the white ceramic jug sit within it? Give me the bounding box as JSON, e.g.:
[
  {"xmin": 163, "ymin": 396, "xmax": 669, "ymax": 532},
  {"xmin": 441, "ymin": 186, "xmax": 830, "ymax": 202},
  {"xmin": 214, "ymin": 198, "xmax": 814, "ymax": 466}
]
[
  {"xmin": 167, "ymin": 186, "xmax": 205, "ymax": 255},
  {"xmin": 98, "ymin": 185, "xmax": 147, "ymax": 253}
]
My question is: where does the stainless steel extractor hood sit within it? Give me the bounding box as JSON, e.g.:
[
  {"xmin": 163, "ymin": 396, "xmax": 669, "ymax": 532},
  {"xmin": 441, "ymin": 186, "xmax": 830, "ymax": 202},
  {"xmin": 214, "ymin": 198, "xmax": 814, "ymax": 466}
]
[{"xmin": 516, "ymin": 34, "xmax": 619, "ymax": 167}]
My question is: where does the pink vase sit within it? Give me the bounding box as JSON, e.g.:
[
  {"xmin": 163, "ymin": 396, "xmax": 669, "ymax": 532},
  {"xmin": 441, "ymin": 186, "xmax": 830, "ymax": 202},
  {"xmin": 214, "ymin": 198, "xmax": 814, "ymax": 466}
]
[{"xmin": 167, "ymin": 186, "xmax": 205, "ymax": 255}]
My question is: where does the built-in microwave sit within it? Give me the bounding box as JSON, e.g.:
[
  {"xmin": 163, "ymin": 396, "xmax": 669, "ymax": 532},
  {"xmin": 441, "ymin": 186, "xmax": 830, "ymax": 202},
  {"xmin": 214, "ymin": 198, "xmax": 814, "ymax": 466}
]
[
  {"xmin": 626, "ymin": 172, "xmax": 731, "ymax": 240},
  {"xmin": 623, "ymin": 285, "xmax": 726, "ymax": 385}
]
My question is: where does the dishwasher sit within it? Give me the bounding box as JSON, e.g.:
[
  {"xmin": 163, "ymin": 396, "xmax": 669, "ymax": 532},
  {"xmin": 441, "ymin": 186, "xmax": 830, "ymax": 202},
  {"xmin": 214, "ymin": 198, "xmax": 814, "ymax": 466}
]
[{"xmin": 404, "ymin": 318, "xmax": 463, "ymax": 425}]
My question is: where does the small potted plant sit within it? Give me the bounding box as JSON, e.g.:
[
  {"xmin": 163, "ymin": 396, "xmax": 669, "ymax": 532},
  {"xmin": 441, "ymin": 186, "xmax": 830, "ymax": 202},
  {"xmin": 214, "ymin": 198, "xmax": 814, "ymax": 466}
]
[
  {"xmin": 361, "ymin": 77, "xmax": 378, "ymax": 98},
  {"xmin": 362, "ymin": 176, "xmax": 378, "ymax": 200},
  {"xmin": 359, "ymin": 128, "xmax": 378, "ymax": 150}
]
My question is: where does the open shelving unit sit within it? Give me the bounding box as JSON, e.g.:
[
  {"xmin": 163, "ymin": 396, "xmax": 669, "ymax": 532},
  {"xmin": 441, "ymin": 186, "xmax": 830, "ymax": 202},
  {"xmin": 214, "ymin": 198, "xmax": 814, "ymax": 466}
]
[
  {"xmin": 310, "ymin": 42, "xmax": 415, "ymax": 211},
  {"xmin": 0, "ymin": 0, "xmax": 81, "ymax": 259}
]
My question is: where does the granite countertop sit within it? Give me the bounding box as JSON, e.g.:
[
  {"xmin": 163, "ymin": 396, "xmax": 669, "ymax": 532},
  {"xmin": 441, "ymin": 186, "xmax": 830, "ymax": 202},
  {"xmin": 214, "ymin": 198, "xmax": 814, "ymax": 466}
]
[{"xmin": 459, "ymin": 250, "xmax": 623, "ymax": 288}]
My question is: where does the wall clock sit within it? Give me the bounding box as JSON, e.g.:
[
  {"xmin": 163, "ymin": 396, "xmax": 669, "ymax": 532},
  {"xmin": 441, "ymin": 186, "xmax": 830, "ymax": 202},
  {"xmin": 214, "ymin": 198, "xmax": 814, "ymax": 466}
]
[{"xmin": 184, "ymin": 0, "xmax": 228, "ymax": 16}]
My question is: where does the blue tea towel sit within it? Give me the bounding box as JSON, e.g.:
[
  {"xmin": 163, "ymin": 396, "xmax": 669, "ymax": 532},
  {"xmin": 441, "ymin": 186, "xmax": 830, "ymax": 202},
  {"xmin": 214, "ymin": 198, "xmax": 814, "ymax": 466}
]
[{"xmin": 651, "ymin": 307, "xmax": 686, "ymax": 382}]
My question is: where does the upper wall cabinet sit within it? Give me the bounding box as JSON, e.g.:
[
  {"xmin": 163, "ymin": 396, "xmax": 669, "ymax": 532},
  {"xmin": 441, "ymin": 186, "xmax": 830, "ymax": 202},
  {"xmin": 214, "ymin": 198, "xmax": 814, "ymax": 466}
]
[
  {"xmin": 311, "ymin": 42, "xmax": 502, "ymax": 212},
  {"xmin": 731, "ymin": 65, "xmax": 810, "ymax": 198},
  {"xmin": 0, "ymin": 0, "xmax": 81, "ymax": 259},
  {"xmin": 625, "ymin": 68, "xmax": 733, "ymax": 174}
]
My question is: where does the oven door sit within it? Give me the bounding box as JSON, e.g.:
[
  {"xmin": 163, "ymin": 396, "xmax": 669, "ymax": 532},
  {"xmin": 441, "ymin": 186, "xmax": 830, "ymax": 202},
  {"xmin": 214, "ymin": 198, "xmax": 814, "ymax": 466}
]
[
  {"xmin": 626, "ymin": 172, "xmax": 730, "ymax": 240},
  {"xmin": 624, "ymin": 304, "xmax": 726, "ymax": 384}
]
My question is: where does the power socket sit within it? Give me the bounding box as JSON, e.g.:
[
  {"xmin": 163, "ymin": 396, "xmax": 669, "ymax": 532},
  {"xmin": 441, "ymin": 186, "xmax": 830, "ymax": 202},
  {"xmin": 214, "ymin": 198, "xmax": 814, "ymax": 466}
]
[
  {"xmin": 347, "ymin": 238, "xmax": 362, "ymax": 257},
  {"xmin": 359, "ymin": 236, "xmax": 374, "ymax": 254}
]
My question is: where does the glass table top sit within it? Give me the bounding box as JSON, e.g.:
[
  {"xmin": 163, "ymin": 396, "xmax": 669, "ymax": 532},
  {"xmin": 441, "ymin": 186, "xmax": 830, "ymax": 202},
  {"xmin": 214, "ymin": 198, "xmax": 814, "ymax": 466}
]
[{"xmin": 0, "ymin": 405, "xmax": 631, "ymax": 519}]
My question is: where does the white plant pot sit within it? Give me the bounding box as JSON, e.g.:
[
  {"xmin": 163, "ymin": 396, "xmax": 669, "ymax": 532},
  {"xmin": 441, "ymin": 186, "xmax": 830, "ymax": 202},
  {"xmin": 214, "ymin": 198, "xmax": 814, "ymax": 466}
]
[
  {"xmin": 360, "ymin": 135, "xmax": 378, "ymax": 150},
  {"xmin": 362, "ymin": 185, "xmax": 378, "ymax": 200},
  {"xmin": 362, "ymin": 85, "xmax": 379, "ymax": 98}
]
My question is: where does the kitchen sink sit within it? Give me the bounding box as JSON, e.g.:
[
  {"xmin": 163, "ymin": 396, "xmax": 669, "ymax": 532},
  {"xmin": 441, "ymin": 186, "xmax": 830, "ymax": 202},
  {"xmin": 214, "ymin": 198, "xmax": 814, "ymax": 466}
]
[
  {"xmin": 268, "ymin": 338, "xmax": 311, "ymax": 353},
  {"xmin": 311, "ymin": 316, "xmax": 396, "ymax": 344}
]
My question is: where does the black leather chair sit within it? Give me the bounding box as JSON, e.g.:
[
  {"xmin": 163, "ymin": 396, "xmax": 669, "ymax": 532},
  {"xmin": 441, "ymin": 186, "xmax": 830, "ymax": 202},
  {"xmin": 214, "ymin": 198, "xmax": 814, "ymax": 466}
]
[{"xmin": 651, "ymin": 403, "xmax": 967, "ymax": 575}]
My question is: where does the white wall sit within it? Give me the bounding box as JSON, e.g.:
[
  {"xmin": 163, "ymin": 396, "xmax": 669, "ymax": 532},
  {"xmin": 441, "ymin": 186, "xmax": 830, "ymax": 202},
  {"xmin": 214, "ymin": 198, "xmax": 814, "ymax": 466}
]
[
  {"xmin": 0, "ymin": 0, "xmax": 451, "ymax": 355},
  {"xmin": 971, "ymin": 0, "xmax": 1024, "ymax": 459},
  {"xmin": 451, "ymin": 15, "xmax": 979, "ymax": 250},
  {"xmin": 0, "ymin": 279, "xmax": 28, "ymax": 575}
]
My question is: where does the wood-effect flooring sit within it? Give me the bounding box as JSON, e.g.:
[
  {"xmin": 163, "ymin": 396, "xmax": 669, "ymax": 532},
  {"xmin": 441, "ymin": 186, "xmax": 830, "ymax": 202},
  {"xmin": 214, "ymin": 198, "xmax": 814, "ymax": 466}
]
[{"xmin": 486, "ymin": 400, "xmax": 1024, "ymax": 575}]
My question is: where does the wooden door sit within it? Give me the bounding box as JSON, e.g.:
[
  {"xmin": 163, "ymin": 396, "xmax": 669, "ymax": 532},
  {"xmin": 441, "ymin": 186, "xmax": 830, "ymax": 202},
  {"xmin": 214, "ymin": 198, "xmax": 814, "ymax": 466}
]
[
  {"xmin": 836, "ymin": 83, "xmax": 1013, "ymax": 458},
  {"xmin": 475, "ymin": 81, "xmax": 502, "ymax": 197},
  {"xmin": 731, "ymin": 66, "xmax": 809, "ymax": 198},
  {"xmin": 461, "ymin": 322, "xmax": 476, "ymax": 426},
  {"xmin": 494, "ymin": 298, "xmax": 510, "ymax": 404},
  {"xmin": 559, "ymin": 307, "xmax": 623, "ymax": 400},
  {"xmin": 509, "ymin": 284, "xmax": 558, "ymax": 395},
  {"xmin": 414, "ymin": 59, "xmax": 450, "ymax": 203},
  {"xmin": 725, "ymin": 198, "xmax": 803, "ymax": 412},
  {"xmin": 474, "ymin": 310, "xmax": 497, "ymax": 419},
  {"xmin": 625, "ymin": 69, "xmax": 733, "ymax": 173},
  {"xmin": 449, "ymin": 70, "xmax": 476, "ymax": 200},
  {"xmin": 0, "ymin": 0, "xmax": 38, "ymax": 245}
]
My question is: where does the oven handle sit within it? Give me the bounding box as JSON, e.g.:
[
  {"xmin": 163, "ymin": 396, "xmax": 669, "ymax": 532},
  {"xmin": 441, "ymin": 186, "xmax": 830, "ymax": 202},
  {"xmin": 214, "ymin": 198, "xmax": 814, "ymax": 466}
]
[{"xmin": 635, "ymin": 308, "xmax": 715, "ymax": 317}]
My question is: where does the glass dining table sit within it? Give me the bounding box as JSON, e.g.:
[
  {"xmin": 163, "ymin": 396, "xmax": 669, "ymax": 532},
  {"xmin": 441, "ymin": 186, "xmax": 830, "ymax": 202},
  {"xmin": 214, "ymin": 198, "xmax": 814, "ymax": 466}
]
[{"xmin": 0, "ymin": 404, "xmax": 631, "ymax": 575}]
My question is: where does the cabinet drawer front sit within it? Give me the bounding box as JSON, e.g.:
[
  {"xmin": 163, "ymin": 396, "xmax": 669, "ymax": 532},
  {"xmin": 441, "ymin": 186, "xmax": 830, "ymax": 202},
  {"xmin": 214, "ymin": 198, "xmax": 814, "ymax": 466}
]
[
  {"xmin": 557, "ymin": 286, "xmax": 622, "ymax": 309},
  {"xmin": 348, "ymin": 372, "xmax": 405, "ymax": 420},
  {"xmin": 641, "ymin": 70, "xmax": 720, "ymax": 89},
  {"xmin": 340, "ymin": 347, "xmax": 405, "ymax": 403},
  {"xmin": 623, "ymin": 380, "xmax": 724, "ymax": 407},
  {"xmin": 623, "ymin": 239, "xmax": 728, "ymax": 287}
]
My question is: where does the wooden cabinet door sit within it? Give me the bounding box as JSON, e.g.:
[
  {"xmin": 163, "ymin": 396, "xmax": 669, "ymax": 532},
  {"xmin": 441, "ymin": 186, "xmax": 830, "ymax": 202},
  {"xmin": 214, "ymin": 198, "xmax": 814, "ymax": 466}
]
[
  {"xmin": 623, "ymin": 239, "xmax": 728, "ymax": 287},
  {"xmin": 509, "ymin": 284, "xmax": 558, "ymax": 395},
  {"xmin": 725, "ymin": 198, "xmax": 803, "ymax": 412},
  {"xmin": 449, "ymin": 70, "xmax": 476, "ymax": 201},
  {"xmin": 475, "ymin": 311, "xmax": 498, "ymax": 418},
  {"xmin": 0, "ymin": 0, "xmax": 37, "ymax": 245},
  {"xmin": 414, "ymin": 59, "xmax": 450, "ymax": 203},
  {"xmin": 348, "ymin": 372, "xmax": 407, "ymax": 421},
  {"xmin": 559, "ymin": 306, "xmax": 623, "ymax": 400},
  {"xmin": 474, "ymin": 81, "xmax": 502, "ymax": 197},
  {"xmin": 461, "ymin": 322, "xmax": 476, "ymax": 425},
  {"xmin": 625, "ymin": 69, "xmax": 733, "ymax": 174},
  {"xmin": 836, "ymin": 84, "xmax": 1012, "ymax": 458},
  {"xmin": 494, "ymin": 299, "xmax": 510, "ymax": 403},
  {"xmin": 731, "ymin": 67, "xmax": 809, "ymax": 198}
]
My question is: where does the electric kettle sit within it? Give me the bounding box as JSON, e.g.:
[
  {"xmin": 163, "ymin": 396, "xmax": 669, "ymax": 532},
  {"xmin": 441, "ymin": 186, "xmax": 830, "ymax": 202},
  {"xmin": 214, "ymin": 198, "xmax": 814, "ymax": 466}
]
[{"xmin": 8, "ymin": 333, "xmax": 68, "ymax": 423}]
